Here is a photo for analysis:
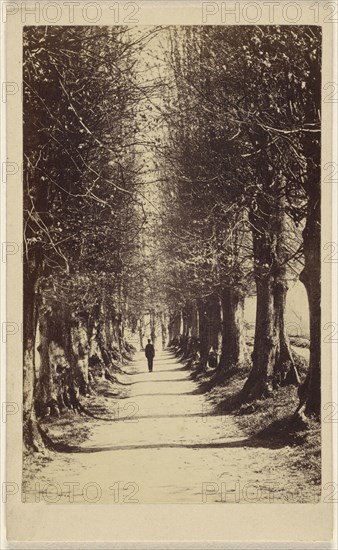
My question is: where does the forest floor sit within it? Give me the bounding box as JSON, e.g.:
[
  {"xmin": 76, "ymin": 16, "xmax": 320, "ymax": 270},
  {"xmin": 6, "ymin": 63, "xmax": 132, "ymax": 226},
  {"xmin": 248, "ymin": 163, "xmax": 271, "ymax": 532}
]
[{"xmin": 23, "ymin": 350, "xmax": 320, "ymax": 504}]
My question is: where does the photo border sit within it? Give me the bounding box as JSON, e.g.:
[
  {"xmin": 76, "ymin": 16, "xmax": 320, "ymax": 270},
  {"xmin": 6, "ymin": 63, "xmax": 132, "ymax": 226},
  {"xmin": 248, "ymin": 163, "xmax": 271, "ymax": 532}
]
[{"xmin": 1, "ymin": 1, "xmax": 337, "ymax": 546}]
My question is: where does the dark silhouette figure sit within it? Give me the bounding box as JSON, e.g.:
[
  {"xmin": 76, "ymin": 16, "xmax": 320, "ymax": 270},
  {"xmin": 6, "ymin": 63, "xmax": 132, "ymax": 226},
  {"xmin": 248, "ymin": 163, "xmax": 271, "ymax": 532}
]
[{"xmin": 145, "ymin": 339, "xmax": 155, "ymax": 372}]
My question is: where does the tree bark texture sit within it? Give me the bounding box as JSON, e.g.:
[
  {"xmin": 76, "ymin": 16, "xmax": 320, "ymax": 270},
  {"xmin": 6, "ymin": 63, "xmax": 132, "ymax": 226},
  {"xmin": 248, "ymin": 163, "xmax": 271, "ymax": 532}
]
[{"xmin": 218, "ymin": 287, "xmax": 248, "ymax": 374}]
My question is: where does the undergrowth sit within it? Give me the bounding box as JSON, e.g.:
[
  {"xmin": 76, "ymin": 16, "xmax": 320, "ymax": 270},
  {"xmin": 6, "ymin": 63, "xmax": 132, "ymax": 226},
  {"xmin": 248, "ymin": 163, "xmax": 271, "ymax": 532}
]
[{"xmin": 199, "ymin": 353, "xmax": 321, "ymax": 488}]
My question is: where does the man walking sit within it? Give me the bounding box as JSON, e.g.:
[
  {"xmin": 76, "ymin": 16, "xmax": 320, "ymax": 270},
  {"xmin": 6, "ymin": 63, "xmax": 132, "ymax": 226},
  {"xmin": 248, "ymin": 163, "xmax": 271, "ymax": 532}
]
[{"xmin": 145, "ymin": 339, "xmax": 155, "ymax": 372}]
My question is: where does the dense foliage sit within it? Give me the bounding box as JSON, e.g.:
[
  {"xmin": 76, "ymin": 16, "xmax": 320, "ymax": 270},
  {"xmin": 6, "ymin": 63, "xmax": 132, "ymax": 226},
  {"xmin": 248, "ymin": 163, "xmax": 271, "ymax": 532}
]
[{"xmin": 158, "ymin": 26, "xmax": 320, "ymax": 411}]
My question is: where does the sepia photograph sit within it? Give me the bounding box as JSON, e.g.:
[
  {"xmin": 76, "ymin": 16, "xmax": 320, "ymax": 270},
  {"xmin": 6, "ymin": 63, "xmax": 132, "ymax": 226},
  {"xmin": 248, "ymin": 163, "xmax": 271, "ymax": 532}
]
[
  {"xmin": 20, "ymin": 23, "xmax": 324, "ymax": 506},
  {"xmin": 3, "ymin": 0, "xmax": 338, "ymax": 542}
]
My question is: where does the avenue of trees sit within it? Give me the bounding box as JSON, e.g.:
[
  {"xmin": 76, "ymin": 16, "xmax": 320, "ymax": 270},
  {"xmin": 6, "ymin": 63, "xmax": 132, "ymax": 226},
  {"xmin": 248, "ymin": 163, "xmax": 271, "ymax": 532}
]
[
  {"xmin": 159, "ymin": 26, "xmax": 321, "ymax": 417},
  {"xmin": 23, "ymin": 25, "xmax": 159, "ymax": 449},
  {"xmin": 23, "ymin": 25, "xmax": 321, "ymax": 452}
]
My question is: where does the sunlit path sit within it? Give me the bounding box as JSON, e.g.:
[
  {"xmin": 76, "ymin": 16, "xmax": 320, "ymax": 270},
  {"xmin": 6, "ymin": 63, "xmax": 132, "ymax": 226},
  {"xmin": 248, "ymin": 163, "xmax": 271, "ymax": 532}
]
[{"xmin": 26, "ymin": 351, "xmax": 317, "ymax": 504}]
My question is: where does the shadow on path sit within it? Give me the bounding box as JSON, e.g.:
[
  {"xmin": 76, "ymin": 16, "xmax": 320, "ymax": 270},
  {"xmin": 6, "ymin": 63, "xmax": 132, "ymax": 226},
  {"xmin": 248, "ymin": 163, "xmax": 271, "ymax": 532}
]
[{"xmin": 52, "ymin": 434, "xmax": 289, "ymax": 454}]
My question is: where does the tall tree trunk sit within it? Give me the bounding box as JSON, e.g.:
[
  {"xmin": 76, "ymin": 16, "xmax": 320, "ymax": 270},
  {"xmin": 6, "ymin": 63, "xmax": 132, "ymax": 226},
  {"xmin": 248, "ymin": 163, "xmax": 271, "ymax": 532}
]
[
  {"xmin": 35, "ymin": 312, "xmax": 58, "ymax": 418},
  {"xmin": 198, "ymin": 301, "xmax": 210, "ymax": 368},
  {"xmin": 23, "ymin": 268, "xmax": 44, "ymax": 451},
  {"xmin": 208, "ymin": 294, "xmax": 221, "ymax": 353},
  {"xmin": 150, "ymin": 310, "xmax": 157, "ymax": 346},
  {"xmin": 88, "ymin": 304, "xmax": 102, "ymax": 366},
  {"xmin": 272, "ymin": 183, "xmax": 299, "ymax": 386},
  {"xmin": 191, "ymin": 306, "xmax": 199, "ymax": 338},
  {"xmin": 241, "ymin": 274, "xmax": 277, "ymax": 401},
  {"xmin": 70, "ymin": 316, "xmax": 90, "ymax": 396},
  {"xmin": 168, "ymin": 315, "xmax": 174, "ymax": 344},
  {"xmin": 181, "ymin": 306, "xmax": 192, "ymax": 358},
  {"xmin": 97, "ymin": 296, "xmax": 120, "ymax": 369},
  {"xmin": 182, "ymin": 308, "xmax": 189, "ymax": 337},
  {"xmin": 138, "ymin": 317, "xmax": 145, "ymax": 350},
  {"xmin": 168, "ymin": 316, "xmax": 172, "ymax": 343},
  {"xmin": 240, "ymin": 185, "xmax": 278, "ymax": 402},
  {"xmin": 241, "ymin": 150, "xmax": 298, "ymax": 400},
  {"xmin": 218, "ymin": 287, "xmax": 248, "ymax": 375},
  {"xmin": 161, "ymin": 312, "xmax": 168, "ymax": 349},
  {"xmin": 297, "ymin": 195, "xmax": 321, "ymax": 416},
  {"xmin": 296, "ymin": 48, "xmax": 321, "ymax": 417},
  {"xmin": 112, "ymin": 311, "xmax": 122, "ymax": 354},
  {"xmin": 273, "ymin": 276, "xmax": 300, "ymax": 386},
  {"xmin": 168, "ymin": 311, "xmax": 181, "ymax": 344}
]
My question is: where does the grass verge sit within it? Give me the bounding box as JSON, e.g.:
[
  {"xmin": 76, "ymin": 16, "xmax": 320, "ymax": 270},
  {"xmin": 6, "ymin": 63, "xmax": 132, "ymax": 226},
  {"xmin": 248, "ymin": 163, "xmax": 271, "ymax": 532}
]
[{"xmin": 203, "ymin": 356, "xmax": 321, "ymax": 489}]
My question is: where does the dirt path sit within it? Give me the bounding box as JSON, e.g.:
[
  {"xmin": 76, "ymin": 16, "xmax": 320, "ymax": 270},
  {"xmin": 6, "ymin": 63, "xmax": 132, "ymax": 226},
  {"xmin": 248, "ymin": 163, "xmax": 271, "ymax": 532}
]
[{"xmin": 25, "ymin": 351, "xmax": 318, "ymax": 504}]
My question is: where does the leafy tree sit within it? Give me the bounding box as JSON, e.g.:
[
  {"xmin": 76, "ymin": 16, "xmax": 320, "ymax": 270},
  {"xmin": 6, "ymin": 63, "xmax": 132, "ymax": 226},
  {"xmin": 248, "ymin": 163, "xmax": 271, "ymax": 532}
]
[
  {"xmin": 158, "ymin": 26, "xmax": 321, "ymax": 411},
  {"xmin": 23, "ymin": 26, "xmax": 145, "ymax": 448}
]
